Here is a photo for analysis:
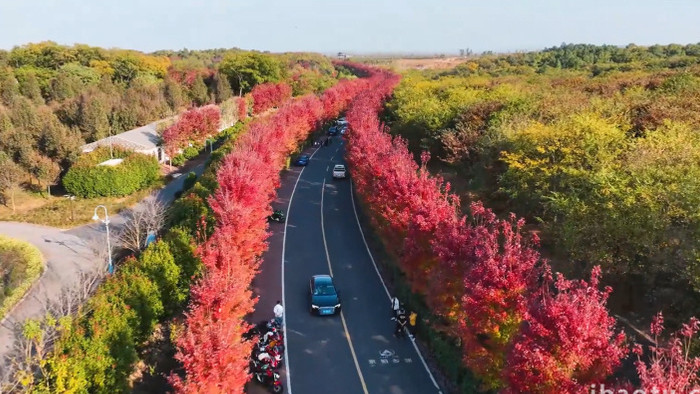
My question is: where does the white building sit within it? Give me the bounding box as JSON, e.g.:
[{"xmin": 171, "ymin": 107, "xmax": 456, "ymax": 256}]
[{"xmin": 81, "ymin": 120, "xmax": 170, "ymax": 163}]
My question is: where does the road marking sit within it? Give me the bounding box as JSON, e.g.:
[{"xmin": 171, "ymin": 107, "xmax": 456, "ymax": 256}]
[
  {"xmin": 281, "ymin": 144, "xmax": 323, "ymax": 394},
  {"xmin": 349, "ymin": 180, "xmax": 443, "ymax": 394},
  {"xmin": 321, "ymin": 178, "xmax": 369, "ymax": 394}
]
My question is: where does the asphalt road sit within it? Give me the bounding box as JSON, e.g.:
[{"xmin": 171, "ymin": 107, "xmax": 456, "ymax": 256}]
[{"xmin": 281, "ymin": 138, "xmax": 443, "ymax": 394}]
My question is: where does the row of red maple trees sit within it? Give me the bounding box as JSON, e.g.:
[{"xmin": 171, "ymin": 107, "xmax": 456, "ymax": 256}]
[
  {"xmin": 168, "ymin": 64, "xmax": 377, "ymax": 393},
  {"xmin": 161, "ymin": 81, "xmax": 301, "ymax": 159},
  {"xmin": 161, "ymin": 104, "xmax": 222, "ymax": 158},
  {"xmin": 343, "ymin": 66, "xmax": 700, "ymax": 392},
  {"xmin": 251, "ymin": 82, "xmax": 293, "ymax": 115}
]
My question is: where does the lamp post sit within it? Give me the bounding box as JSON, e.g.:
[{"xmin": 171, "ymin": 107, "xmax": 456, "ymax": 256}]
[
  {"xmin": 92, "ymin": 205, "xmax": 113, "ymax": 274},
  {"xmin": 63, "ymin": 194, "xmax": 75, "ymax": 222}
]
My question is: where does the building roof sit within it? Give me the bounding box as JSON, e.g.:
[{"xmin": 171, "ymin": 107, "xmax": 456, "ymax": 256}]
[
  {"xmin": 81, "ymin": 120, "xmax": 170, "ymax": 153},
  {"xmin": 97, "ymin": 158, "xmax": 124, "ymax": 167}
]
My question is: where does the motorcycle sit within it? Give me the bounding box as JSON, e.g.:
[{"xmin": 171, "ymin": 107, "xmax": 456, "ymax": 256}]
[
  {"xmin": 267, "ymin": 210, "xmax": 286, "ymax": 223},
  {"xmin": 250, "ymin": 360, "xmax": 283, "ymax": 393}
]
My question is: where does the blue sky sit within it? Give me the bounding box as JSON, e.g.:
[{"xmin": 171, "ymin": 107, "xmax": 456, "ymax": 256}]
[{"xmin": 1, "ymin": 0, "xmax": 698, "ymax": 54}]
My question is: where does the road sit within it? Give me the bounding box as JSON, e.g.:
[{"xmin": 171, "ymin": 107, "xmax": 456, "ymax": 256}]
[
  {"xmin": 280, "ymin": 139, "xmax": 442, "ymax": 394},
  {"xmin": 0, "ymin": 222, "xmax": 98, "ymax": 373},
  {"xmin": 0, "ymin": 152, "xmax": 210, "ymax": 375}
]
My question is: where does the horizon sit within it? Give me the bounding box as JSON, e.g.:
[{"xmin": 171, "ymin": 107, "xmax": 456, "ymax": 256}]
[{"xmin": 2, "ymin": 0, "xmax": 700, "ymax": 55}]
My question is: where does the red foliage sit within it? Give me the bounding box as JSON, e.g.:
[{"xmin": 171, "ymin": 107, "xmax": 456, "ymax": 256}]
[
  {"xmin": 237, "ymin": 96, "xmax": 248, "ymax": 121},
  {"xmin": 162, "ymin": 105, "xmax": 221, "ymax": 157},
  {"xmin": 250, "ymin": 82, "xmax": 293, "ymax": 115},
  {"xmin": 343, "ymin": 63, "xmax": 636, "ymax": 392},
  {"xmin": 632, "ymin": 313, "xmax": 700, "ymax": 392},
  {"xmin": 431, "ymin": 205, "xmax": 540, "ymax": 389},
  {"xmin": 503, "ymin": 266, "xmax": 627, "ymax": 393},
  {"xmin": 171, "ymin": 63, "xmax": 380, "ymax": 392},
  {"xmin": 169, "ymin": 68, "xmax": 215, "ymax": 86}
]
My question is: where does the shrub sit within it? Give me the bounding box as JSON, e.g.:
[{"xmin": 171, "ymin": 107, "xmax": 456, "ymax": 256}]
[
  {"xmin": 62, "ymin": 146, "xmax": 160, "ymax": 198},
  {"xmin": 0, "ymin": 235, "xmax": 43, "ymax": 320}
]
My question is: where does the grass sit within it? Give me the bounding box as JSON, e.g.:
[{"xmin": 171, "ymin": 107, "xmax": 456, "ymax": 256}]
[
  {"xmin": 0, "ymin": 235, "xmax": 44, "ymax": 320},
  {"xmin": 0, "ymin": 180, "xmax": 165, "ymax": 229}
]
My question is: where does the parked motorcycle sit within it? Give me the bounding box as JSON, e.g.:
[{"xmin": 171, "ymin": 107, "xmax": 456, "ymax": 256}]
[
  {"xmin": 267, "ymin": 210, "xmax": 286, "ymax": 223},
  {"xmin": 250, "ymin": 360, "xmax": 283, "ymax": 393}
]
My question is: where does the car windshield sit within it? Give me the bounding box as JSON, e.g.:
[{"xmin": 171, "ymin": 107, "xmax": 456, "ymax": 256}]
[
  {"xmin": 315, "ymin": 284, "xmax": 336, "ymax": 296},
  {"xmin": 334, "ymin": 166, "xmax": 345, "ymax": 170}
]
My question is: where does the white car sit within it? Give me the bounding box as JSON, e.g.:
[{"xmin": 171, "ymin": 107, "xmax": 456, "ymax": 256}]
[{"xmin": 332, "ymin": 164, "xmax": 347, "ymax": 179}]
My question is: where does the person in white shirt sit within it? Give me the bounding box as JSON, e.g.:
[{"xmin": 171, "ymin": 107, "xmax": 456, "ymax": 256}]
[
  {"xmin": 391, "ymin": 296, "xmax": 400, "ymax": 318},
  {"xmin": 273, "ymin": 301, "xmax": 284, "ymax": 326}
]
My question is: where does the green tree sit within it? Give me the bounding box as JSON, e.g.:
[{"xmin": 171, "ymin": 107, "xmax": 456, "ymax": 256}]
[
  {"xmin": 15, "ymin": 69, "xmax": 44, "ymax": 104},
  {"xmin": 36, "ymin": 106, "xmax": 84, "ymax": 167},
  {"xmin": 189, "ymin": 74, "xmax": 209, "ymax": 106},
  {"xmin": 78, "ymin": 92, "xmax": 111, "ymax": 141},
  {"xmin": 48, "ymin": 71, "xmax": 81, "ymax": 102},
  {"xmin": 218, "ymin": 51, "xmax": 282, "ymax": 96},
  {"xmin": 0, "ymin": 153, "xmax": 25, "ymax": 212},
  {"xmin": 163, "ymin": 76, "xmax": 184, "ymax": 111},
  {"xmin": 0, "ymin": 71, "xmax": 20, "ymax": 106},
  {"xmin": 213, "ymin": 72, "xmax": 233, "ymax": 103},
  {"xmin": 31, "ymin": 154, "xmax": 61, "ymax": 196},
  {"xmin": 138, "ymin": 240, "xmax": 183, "ymax": 313}
]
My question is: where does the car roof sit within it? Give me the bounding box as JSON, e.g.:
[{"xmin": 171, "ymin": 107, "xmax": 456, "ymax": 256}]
[{"xmin": 312, "ymin": 274, "xmax": 333, "ymax": 284}]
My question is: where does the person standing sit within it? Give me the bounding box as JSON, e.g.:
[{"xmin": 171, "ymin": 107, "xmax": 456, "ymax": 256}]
[
  {"xmin": 391, "ymin": 296, "xmax": 401, "ymax": 317},
  {"xmin": 408, "ymin": 310, "xmax": 417, "ymax": 339},
  {"xmin": 273, "ymin": 301, "xmax": 284, "ymax": 326},
  {"xmin": 393, "ymin": 309, "xmax": 408, "ymax": 338}
]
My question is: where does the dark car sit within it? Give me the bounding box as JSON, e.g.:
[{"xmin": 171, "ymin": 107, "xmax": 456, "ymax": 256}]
[
  {"xmin": 327, "ymin": 126, "xmax": 339, "ymax": 136},
  {"xmin": 294, "ymin": 154, "xmax": 310, "ymax": 166},
  {"xmin": 309, "ymin": 275, "xmax": 341, "ymax": 315}
]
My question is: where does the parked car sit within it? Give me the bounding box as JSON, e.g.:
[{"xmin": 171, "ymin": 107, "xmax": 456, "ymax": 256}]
[
  {"xmin": 309, "ymin": 275, "xmax": 341, "ymax": 316},
  {"xmin": 327, "ymin": 126, "xmax": 339, "ymax": 136},
  {"xmin": 294, "ymin": 154, "xmax": 310, "ymax": 166},
  {"xmin": 332, "ymin": 164, "xmax": 346, "ymax": 179}
]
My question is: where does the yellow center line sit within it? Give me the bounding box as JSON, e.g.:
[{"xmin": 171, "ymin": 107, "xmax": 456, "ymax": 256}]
[{"xmin": 321, "ymin": 177, "xmax": 369, "ymax": 394}]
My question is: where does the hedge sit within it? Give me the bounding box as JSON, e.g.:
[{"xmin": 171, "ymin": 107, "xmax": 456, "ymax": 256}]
[
  {"xmin": 62, "ymin": 146, "xmax": 161, "ymax": 198},
  {"xmin": 0, "ymin": 235, "xmax": 44, "ymax": 320}
]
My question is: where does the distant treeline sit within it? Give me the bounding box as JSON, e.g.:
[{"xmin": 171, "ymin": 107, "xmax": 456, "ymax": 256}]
[
  {"xmin": 0, "ymin": 42, "xmax": 344, "ymax": 198},
  {"xmin": 448, "ymin": 42, "xmax": 700, "ymax": 76}
]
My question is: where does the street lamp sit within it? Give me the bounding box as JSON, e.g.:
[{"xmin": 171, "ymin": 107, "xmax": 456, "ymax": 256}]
[
  {"xmin": 63, "ymin": 194, "xmax": 75, "ymax": 222},
  {"xmin": 92, "ymin": 205, "xmax": 113, "ymax": 274}
]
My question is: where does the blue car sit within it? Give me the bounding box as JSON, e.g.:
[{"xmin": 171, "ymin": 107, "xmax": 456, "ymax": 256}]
[
  {"xmin": 294, "ymin": 154, "xmax": 310, "ymax": 166},
  {"xmin": 309, "ymin": 275, "xmax": 341, "ymax": 316},
  {"xmin": 327, "ymin": 126, "xmax": 339, "ymax": 136}
]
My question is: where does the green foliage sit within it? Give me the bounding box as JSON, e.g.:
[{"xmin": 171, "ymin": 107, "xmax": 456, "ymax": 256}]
[
  {"xmin": 388, "ymin": 57, "xmax": 700, "ymax": 297},
  {"xmin": 62, "ymin": 147, "xmax": 160, "ymax": 198},
  {"xmin": 167, "ymin": 192, "xmax": 213, "ymax": 237},
  {"xmin": 162, "ymin": 226, "xmax": 203, "ymax": 295},
  {"xmin": 183, "ymin": 171, "xmax": 197, "ymax": 191},
  {"xmin": 36, "ymin": 232, "xmax": 203, "ymax": 392},
  {"xmin": 218, "ymin": 51, "xmax": 282, "ymax": 95},
  {"xmin": 0, "ymin": 235, "xmax": 43, "ymax": 320},
  {"xmin": 213, "ymin": 72, "xmax": 233, "ymax": 103},
  {"xmin": 170, "ymin": 144, "xmax": 201, "ymax": 167},
  {"xmin": 137, "ymin": 241, "xmax": 183, "ymax": 313},
  {"xmin": 188, "ymin": 74, "xmax": 209, "ymax": 106}
]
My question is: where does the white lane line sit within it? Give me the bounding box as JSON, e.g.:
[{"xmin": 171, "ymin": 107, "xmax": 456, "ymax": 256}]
[
  {"xmin": 321, "ymin": 178, "xmax": 369, "ymax": 394},
  {"xmin": 349, "ymin": 180, "xmax": 443, "ymax": 394},
  {"xmin": 281, "ymin": 144, "xmax": 322, "ymax": 394}
]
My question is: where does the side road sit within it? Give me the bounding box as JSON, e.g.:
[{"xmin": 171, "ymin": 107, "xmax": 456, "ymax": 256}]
[
  {"xmin": 0, "ymin": 152, "xmax": 210, "ymax": 375},
  {"xmin": 0, "ymin": 223, "xmax": 98, "ymax": 370}
]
